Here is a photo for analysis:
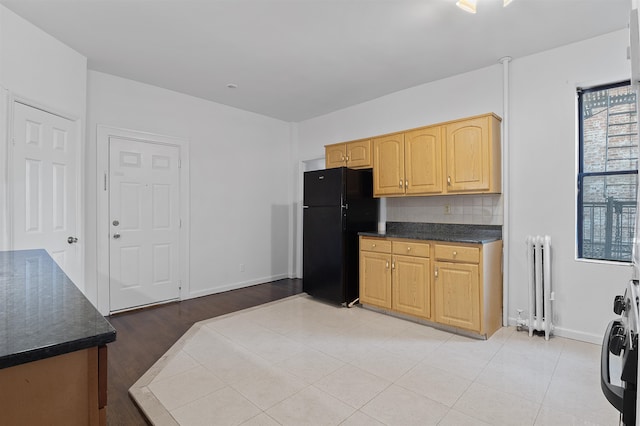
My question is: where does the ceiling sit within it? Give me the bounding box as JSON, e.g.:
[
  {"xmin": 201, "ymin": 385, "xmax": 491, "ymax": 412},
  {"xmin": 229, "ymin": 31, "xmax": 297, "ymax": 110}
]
[{"xmin": 0, "ymin": 0, "xmax": 631, "ymax": 122}]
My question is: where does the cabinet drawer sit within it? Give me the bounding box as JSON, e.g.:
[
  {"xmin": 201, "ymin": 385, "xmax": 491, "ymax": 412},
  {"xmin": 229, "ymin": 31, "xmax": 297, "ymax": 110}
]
[
  {"xmin": 392, "ymin": 240, "xmax": 429, "ymax": 257},
  {"xmin": 435, "ymin": 244, "xmax": 480, "ymax": 263},
  {"xmin": 360, "ymin": 237, "xmax": 391, "ymax": 253}
]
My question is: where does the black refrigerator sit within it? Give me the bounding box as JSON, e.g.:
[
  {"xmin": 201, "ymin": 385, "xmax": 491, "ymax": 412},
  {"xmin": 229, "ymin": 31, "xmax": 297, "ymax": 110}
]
[{"xmin": 303, "ymin": 167, "xmax": 379, "ymax": 305}]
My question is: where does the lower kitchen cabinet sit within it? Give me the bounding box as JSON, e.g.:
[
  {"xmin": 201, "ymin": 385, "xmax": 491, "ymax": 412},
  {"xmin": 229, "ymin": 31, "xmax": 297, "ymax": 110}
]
[
  {"xmin": 359, "ymin": 236, "xmax": 502, "ymax": 338},
  {"xmin": 359, "ymin": 249, "xmax": 392, "ymax": 309},
  {"xmin": 391, "ymin": 240, "xmax": 431, "ymax": 319},
  {"xmin": 360, "ymin": 237, "xmax": 431, "ymax": 320},
  {"xmin": 434, "ymin": 261, "xmax": 480, "ymax": 331},
  {"xmin": 359, "ymin": 238, "xmax": 392, "ymax": 309},
  {"xmin": 433, "ymin": 241, "xmax": 502, "ymax": 336}
]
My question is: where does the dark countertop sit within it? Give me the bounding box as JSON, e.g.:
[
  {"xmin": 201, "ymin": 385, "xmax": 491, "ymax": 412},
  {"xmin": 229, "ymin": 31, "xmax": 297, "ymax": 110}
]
[
  {"xmin": 0, "ymin": 249, "xmax": 116, "ymax": 369},
  {"xmin": 359, "ymin": 222, "xmax": 502, "ymax": 244}
]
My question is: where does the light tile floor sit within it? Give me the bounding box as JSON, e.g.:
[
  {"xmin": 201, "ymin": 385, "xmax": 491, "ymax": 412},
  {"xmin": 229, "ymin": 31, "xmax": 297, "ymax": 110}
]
[{"xmin": 130, "ymin": 295, "xmax": 622, "ymax": 426}]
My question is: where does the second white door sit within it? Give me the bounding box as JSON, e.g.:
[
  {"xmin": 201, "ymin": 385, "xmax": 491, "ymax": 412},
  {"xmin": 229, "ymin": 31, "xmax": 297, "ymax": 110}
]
[
  {"xmin": 109, "ymin": 137, "xmax": 181, "ymax": 312},
  {"xmin": 12, "ymin": 102, "xmax": 81, "ymax": 284}
]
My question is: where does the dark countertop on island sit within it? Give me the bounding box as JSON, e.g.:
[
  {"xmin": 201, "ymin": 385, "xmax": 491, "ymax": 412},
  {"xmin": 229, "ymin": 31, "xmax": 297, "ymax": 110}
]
[
  {"xmin": 359, "ymin": 222, "xmax": 502, "ymax": 244},
  {"xmin": 0, "ymin": 249, "xmax": 116, "ymax": 369}
]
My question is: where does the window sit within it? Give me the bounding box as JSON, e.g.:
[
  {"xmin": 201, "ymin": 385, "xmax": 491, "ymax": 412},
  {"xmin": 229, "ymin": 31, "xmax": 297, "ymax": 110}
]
[{"xmin": 578, "ymin": 81, "xmax": 638, "ymax": 262}]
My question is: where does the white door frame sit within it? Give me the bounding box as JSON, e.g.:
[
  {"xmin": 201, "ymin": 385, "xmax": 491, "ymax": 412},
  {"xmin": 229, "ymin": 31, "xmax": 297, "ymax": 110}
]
[
  {"xmin": 96, "ymin": 125, "xmax": 190, "ymax": 315},
  {"xmin": 4, "ymin": 92, "xmax": 84, "ymax": 285}
]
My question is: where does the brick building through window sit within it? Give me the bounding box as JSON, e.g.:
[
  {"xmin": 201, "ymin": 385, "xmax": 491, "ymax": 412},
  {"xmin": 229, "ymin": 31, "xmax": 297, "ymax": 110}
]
[{"xmin": 578, "ymin": 81, "xmax": 638, "ymax": 262}]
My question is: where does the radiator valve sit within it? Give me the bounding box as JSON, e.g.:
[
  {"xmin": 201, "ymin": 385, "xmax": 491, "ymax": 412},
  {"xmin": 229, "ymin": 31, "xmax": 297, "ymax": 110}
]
[{"xmin": 516, "ymin": 309, "xmax": 526, "ymax": 331}]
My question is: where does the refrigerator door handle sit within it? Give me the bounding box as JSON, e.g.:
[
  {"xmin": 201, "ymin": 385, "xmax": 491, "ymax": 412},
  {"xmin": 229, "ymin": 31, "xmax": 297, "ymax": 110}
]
[
  {"xmin": 342, "ymin": 205, "xmax": 347, "ymax": 231},
  {"xmin": 303, "ymin": 206, "xmax": 309, "ymax": 209}
]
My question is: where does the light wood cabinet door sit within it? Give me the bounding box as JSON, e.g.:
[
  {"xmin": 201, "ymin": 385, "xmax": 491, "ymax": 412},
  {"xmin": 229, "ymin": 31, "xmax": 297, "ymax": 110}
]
[
  {"xmin": 445, "ymin": 115, "xmax": 497, "ymax": 193},
  {"xmin": 405, "ymin": 126, "xmax": 443, "ymax": 195},
  {"xmin": 325, "ymin": 143, "xmax": 347, "ymax": 169},
  {"xmin": 392, "ymin": 254, "xmax": 430, "ymax": 319},
  {"xmin": 325, "ymin": 140, "xmax": 372, "ymax": 169},
  {"xmin": 434, "ymin": 261, "xmax": 480, "ymax": 332},
  {"xmin": 360, "ymin": 251, "xmax": 392, "ymax": 309},
  {"xmin": 346, "ymin": 139, "xmax": 372, "ymax": 168},
  {"xmin": 373, "ymin": 133, "xmax": 405, "ymax": 196}
]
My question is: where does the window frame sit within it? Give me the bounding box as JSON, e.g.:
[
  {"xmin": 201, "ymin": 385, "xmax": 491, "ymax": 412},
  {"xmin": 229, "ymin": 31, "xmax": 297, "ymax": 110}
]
[{"xmin": 577, "ymin": 80, "xmax": 637, "ymax": 263}]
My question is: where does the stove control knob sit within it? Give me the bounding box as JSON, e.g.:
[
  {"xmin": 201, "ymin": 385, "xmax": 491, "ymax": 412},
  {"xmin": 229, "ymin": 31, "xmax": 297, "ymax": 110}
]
[
  {"xmin": 613, "ymin": 295, "xmax": 626, "ymax": 315},
  {"xmin": 612, "ymin": 323, "xmax": 625, "ymax": 336},
  {"xmin": 610, "ymin": 331, "xmax": 626, "ymax": 356}
]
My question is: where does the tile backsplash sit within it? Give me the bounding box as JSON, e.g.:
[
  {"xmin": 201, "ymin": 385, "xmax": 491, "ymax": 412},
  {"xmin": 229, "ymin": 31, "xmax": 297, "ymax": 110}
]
[{"xmin": 386, "ymin": 194, "xmax": 503, "ymax": 225}]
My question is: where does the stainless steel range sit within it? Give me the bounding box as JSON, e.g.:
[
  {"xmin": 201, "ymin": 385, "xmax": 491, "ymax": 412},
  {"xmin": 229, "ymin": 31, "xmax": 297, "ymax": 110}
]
[{"xmin": 601, "ymin": 279, "xmax": 639, "ymax": 425}]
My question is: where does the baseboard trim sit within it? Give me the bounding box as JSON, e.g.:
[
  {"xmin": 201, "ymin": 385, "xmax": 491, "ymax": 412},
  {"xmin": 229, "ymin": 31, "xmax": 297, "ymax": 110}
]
[
  {"xmin": 186, "ymin": 274, "xmax": 290, "ymax": 299},
  {"xmin": 507, "ymin": 317, "xmax": 603, "ymax": 344}
]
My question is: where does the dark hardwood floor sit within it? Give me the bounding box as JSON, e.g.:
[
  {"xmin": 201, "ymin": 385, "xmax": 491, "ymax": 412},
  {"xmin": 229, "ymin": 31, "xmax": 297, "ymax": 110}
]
[{"xmin": 106, "ymin": 278, "xmax": 303, "ymax": 425}]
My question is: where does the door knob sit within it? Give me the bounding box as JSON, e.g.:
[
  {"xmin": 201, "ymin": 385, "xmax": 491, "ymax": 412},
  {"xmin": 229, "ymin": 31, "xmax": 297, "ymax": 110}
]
[
  {"xmin": 113, "ymin": 233, "xmax": 121, "ymax": 239},
  {"xmin": 67, "ymin": 236, "xmax": 78, "ymax": 244}
]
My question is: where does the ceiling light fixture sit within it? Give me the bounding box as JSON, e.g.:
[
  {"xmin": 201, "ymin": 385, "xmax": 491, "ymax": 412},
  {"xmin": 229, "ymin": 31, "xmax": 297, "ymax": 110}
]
[
  {"xmin": 456, "ymin": 0, "xmax": 514, "ymax": 14},
  {"xmin": 456, "ymin": 0, "xmax": 477, "ymax": 14}
]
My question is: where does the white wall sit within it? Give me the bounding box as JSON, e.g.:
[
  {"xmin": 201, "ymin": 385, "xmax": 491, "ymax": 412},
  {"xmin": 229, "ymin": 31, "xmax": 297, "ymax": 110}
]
[
  {"xmin": 1, "ymin": 2, "xmax": 632, "ymax": 341},
  {"xmin": 295, "ymin": 29, "xmax": 632, "ymax": 343},
  {"xmin": 294, "ymin": 63, "xmax": 503, "ymax": 276},
  {"xmin": 509, "ymin": 29, "xmax": 632, "ymax": 342},
  {"xmin": 0, "ymin": 5, "xmax": 87, "ymax": 287},
  {"xmin": 294, "ymin": 65, "xmax": 503, "ymax": 279},
  {"xmin": 296, "ymin": 65, "xmax": 503, "ymax": 161},
  {"xmin": 86, "ymin": 71, "xmax": 293, "ymax": 305},
  {"xmin": 0, "ymin": 6, "xmax": 86, "ymax": 118}
]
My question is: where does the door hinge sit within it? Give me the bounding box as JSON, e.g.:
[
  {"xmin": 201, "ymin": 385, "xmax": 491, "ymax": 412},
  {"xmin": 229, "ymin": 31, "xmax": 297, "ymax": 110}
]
[
  {"xmin": 178, "ymin": 281, "xmax": 182, "ymax": 291},
  {"xmin": 104, "ymin": 172, "xmax": 107, "ymax": 191}
]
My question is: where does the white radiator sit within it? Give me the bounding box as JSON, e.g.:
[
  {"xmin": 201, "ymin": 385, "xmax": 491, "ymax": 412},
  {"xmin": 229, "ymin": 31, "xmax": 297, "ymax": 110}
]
[{"xmin": 526, "ymin": 235, "xmax": 553, "ymax": 340}]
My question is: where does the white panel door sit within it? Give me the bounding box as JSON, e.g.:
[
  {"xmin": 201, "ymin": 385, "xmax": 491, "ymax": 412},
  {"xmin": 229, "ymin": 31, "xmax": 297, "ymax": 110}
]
[
  {"xmin": 109, "ymin": 137, "xmax": 180, "ymax": 312},
  {"xmin": 12, "ymin": 102, "xmax": 81, "ymax": 284}
]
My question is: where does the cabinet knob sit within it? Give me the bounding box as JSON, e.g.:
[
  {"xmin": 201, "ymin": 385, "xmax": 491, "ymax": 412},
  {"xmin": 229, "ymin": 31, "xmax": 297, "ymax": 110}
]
[
  {"xmin": 405, "ymin": 180, "xmax": 408, "ymax": 188},
  {"xmin": 447, "ymin": 176, "xmax": 451, "ymax": 185},
  {"xmin": 345, "ymin": 156, "xmax": 349, "ymax": 161},
  {"xmin": 399, "ymin": 179, "xmax": 403, "ymax": 188},
  {"xmin": 435, "ymin": 268, "xmax": 439, "ymax": 277},
  {"xmin": 392, "ymin": 262, "xmax": 395, "ymax": 269},
  {"xmin": 372, "ymin": 243, "xmax": 376, "ymax": 248},
  {"xmin": 386, "ymin": 261, "xmax": 389, "ymax": 269},
  {"xmin": 453, "ymin": 251, "xmax": 457, "ymax": 257},
  {"xmin": 407, "ymin": 246, "xmax": 411, "ymax": 251}
]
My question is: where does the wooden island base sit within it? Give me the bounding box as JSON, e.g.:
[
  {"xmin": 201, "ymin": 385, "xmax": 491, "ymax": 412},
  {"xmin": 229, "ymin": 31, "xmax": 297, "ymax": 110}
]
[{"xmin": 0, "ymin": 346, "xmax": 107, "ymax": 426}]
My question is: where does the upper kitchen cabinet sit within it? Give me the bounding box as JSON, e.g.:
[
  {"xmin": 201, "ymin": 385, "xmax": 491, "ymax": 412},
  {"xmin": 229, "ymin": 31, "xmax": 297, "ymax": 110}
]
[
  {"xmin": 444, "ymin": 114, "xmax": 501, "ymax": 194},
  {"xmin": 325, "ymin": 139, "xmax": 372, "ymax": 169},
  {"xmin": 373, "ymin": 126, "xmax": 443, "ymax": 197},
  {"xmin": 373, "ymin": 133, "xmax": 405, "ymax": 196},
  {"xmin": 325, "ymin": 143, "xmax": 347, "ymax": 169},
  {"xmin": 335, "ymin": 112, "xmax": 501, "ymax": 197},
  {"xmin": 405, "ymin": 126, "xmax": 443, "ymax": 195}
]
